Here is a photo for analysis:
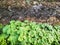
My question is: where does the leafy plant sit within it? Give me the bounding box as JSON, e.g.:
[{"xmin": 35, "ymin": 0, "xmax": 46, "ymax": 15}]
[
  {"xmin": 0, "ymin": 23, "xmax": 3, "ymax": 34},
  {"xmin": 0, "ymin": 34, "xmax": 7, "ymax": 45},
  {"xmin": 1, "ymin": 20, "xmax": 60, "ymax": 45}
]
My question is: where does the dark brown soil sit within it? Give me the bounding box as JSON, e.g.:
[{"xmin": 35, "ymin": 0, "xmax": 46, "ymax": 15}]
[{"xmin": 0, "ymin": 2, "xmax": 60, "ymax": 25}]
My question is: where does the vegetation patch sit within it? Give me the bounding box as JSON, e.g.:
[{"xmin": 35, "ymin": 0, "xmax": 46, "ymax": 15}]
[{"xmin": 0, "ymin": 20, "xmax": 60, "ymax": 45}]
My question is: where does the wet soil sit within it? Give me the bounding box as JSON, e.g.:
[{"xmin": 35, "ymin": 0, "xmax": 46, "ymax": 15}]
[{"xmin": 0, "ymin": 2, "xmax": 60, "ymax": 25}]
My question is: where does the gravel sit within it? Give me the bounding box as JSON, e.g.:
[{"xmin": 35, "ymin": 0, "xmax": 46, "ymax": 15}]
[{"xmin": 0, "ymin": 2, "xmax": 60, "ymax": 25}]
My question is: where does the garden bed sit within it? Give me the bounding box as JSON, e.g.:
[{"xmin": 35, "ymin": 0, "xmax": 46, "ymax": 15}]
[{"xmin": 0, "ymin": 1, "xmax": 60, "ymax": 45}]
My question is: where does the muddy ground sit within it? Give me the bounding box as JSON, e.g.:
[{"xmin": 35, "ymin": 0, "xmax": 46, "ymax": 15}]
[{"xmin": 0, "ymin": 2, "xmax": 60, "ymax": 25}]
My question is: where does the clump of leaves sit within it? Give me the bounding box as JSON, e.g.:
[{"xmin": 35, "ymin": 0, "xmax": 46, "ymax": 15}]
[
  {"xmin": 0, "ymin": 23, "xmax": 3, "ymax": 34},
  {"xmin": 0, "ymin": 23, "xmax": 3, "ymax": 29},
  {"xmin": 0, "ymin": 34, "xmax": 7, "ymax": 45},
  {"xmin": 2, "ymin": 20, "xmax": 60, "ymax": 45}
]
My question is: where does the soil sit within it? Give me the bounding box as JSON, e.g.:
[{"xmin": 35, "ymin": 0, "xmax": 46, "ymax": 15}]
[{"xmin": 0, "ymin": 2, "xmax": 60, "ymax": 25}]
